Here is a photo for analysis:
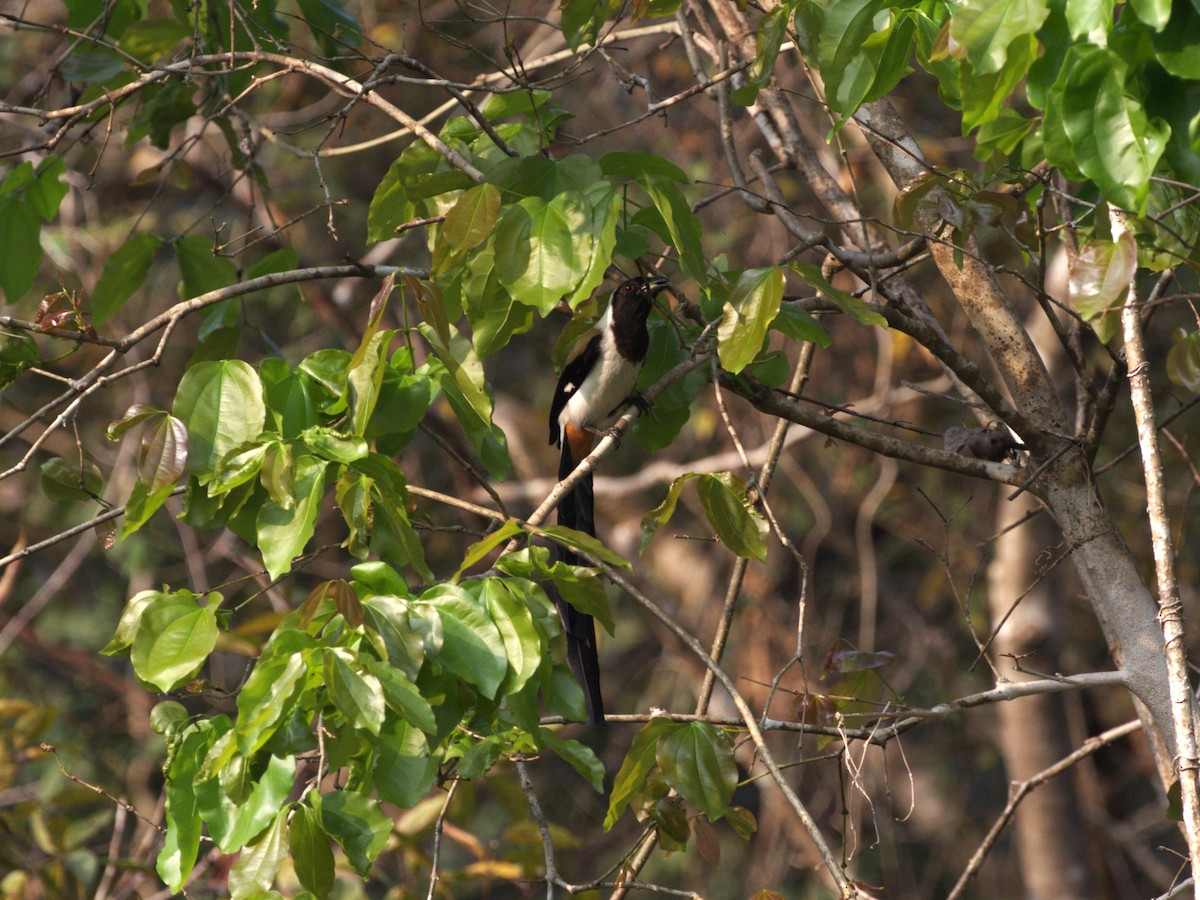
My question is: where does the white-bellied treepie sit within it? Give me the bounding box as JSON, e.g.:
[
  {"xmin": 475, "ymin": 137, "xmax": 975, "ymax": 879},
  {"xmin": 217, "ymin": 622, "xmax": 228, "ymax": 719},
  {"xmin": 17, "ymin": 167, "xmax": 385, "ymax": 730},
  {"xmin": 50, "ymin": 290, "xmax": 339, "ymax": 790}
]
[{"xmin": 548, "ymin": 275, "xmax": 669, "ymax": 724}]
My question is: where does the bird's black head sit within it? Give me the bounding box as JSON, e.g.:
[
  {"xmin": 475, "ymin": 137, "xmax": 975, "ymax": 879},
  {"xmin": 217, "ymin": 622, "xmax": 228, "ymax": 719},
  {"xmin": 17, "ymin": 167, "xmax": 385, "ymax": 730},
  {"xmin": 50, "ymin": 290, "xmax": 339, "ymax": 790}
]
[
  {"xmin": 609, "ymin": 276, "xmax": 668, "ymax": 362},
  {"xmin": 611, "ymin": 275, "xmax": 669, "ymax": 319}
]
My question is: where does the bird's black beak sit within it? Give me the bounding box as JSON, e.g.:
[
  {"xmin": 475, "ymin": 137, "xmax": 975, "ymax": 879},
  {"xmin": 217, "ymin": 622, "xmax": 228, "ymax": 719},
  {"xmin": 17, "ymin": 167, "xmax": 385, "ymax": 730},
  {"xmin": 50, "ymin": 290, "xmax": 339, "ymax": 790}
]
[{"xmin": 645, "ymin": 275, "xmax": 670, "ymax": 295}]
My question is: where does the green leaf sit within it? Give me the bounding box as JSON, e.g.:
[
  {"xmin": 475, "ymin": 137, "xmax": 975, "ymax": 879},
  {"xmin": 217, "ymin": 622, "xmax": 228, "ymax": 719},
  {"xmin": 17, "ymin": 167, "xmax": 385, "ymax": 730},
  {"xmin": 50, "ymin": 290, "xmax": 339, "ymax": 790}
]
[
  {"xmin": 197, "ymin": 751, "xmax": 294, "ymax": 853},
  {"xmin": 301, "ymin": 426, "xmax": 369, "ymax": 464},
  {"xmin": 949, "ymin": 0, "xmax": 1049, "ymax": 75},
  {"xmin": 209, "ymin": 442, "xmax": 269, "ymax": 497},
  {"xmin": 639, "ymin": 175, "xmax": 706, "ymax": 282},
  {"xmin": 560, "ymin": 0, "xmax": 621, "ymax": 51},
  {"xmin": 289, "ymin": 805, "xmax": 335, "ymax": 897},
  {"xmin": 256, "ymin": 455, "xmax": 328, "ymax": 580},
  {"xmin": 360, "ymin": 656, "xmax": 437, "ymax": 734},
  {"xmin": 367, "ymin": 716, "xmax": 437, "ymax": 802},
  {"xmin": 296, "ymin": 0, "xmax": 362, "ymax": 53},
  {"xmin": 175, "ymin": 234, "xmax": 237, "ymax": 299},
  {"xmin": 120, "ymin": 479, "xmax": 177, "ymax": 539},
  {"xmin": 120, "ymin": 17, "xmax": 191, "ymax": 61},
  {"xmin": 433, "ymin": 183, "xmax": 501, "ymax": 274},
  {"xmin": 482, "ymin": 579, "xmax": 542, "ymax": 694},
  {"xmin": 600, "ymin": 151, "xmax": 689, "ymax": 183},
  {"xmin": 1128, "ymin": 0, "xmax": 1170, "ymax": 30},
  {"xmin": 639, "ymin": 474, "xmax": 695, "ymax": 555},
  {"xmin": 959, "ymin": 34, "xmax": 1037, "ymax": 133},
  {"xmin": 362, "ymin": 595, "xmax": 437, "ymax": 681},
  {"xmin": 1167, "ymin": 330, "xmax": 1200, "ymax": 394},
  {"xmin": 540, "ymin": 728, "xmax": 605, "ymax": 792},
  {"xmin": 495, "ymin": 193, "xmax": 593, "ymax": 314},
  {"xmin": 101, "ymin": 589, "xmax": 161, "ymax": 656},
  {"xmin": 0, "ymin": 199, "xmax": 41, "ymax": 302},
  {"xmin": 0, "ymin": 328, "xmax": 38, "ymax": 389},
  {"xmin": 545, "ymin": 556, "xmax": 614, "ymax": 635},
  {"xmin": 422, "ymin": 328, "xmax": 510, "ymax": 480},
  {"xmin": 771, "ymin": 304, "xmax": 832, "ymax": 346},
  {"xmin": 228, "ymin": 808, "xmax": 287, "ymax": 899},
  {"xmin": 130, "ymin": 591, "xmax": 221, "ymax": 692},
  {"xmin": 156, "ymin": 726, "xmax": 211, "ymax": 891},
  {"xmin": 453, "ymin": 520, "xmax": 524, "ymax": 581},
  {"xmin": 1061, "ymin": 46, "xmax": 1169, "ymax": 212},
  {"xmin": 539, "ymin": 524, "xmax": 634, "ymax": 570},
  {"xmin": 717, "ymin": 266, "xmax": 783, "ymax": 374},
  {"xmin": 138, "ymin": 414, "xmax": 188, "ymax": 490},
  {"xmin": 234, "ymin": 643, "xmax": 314, "ymax": 757},
  {"xmin": 91, "ymin": 233, "xmax": 161, "ymax": 326},
  {"xmin": 1067, "ymin": 232, "xmax": 1137, "ymax": 323},
  {"xmin": 656, "ymin": 722, "xmax": 737, "ymax": 821},
  {"xmin": 1154, "ymin": 4, "xmax": 1200, "ymax": 79},
  {"xmin": 325, "ymin": 648, "xmax": 386, "ymax": 735},
  {"xmin": 173, "ymin": 360, "xmax": 266, "ymax": 477},
  {"xmin": 789, "ymin": 262, "xmax": 888, "ymax": 326},
  {"xmin": 697, "ymin": 472, "xmax": 769, "ymax": 561},
  {"xmin": 1064, "ymin": 0, "xmax": 1114, "ymax": 40},
  {"xmin": 605, "ymin": 719, "xmax": 674, "ymax": 830},
  {"xmin": 312, "ymin": 789, "xmax": 392, "ymax": 876},
  {"xmin": 39, "ymin": 456, "xmax": 103, "ymax": 502},
  {"xmin": 346, "ymin": 279, "xmax": 396, "ymax": 436},
  {"xmin": 418, "ymin": 584, "xmax": 508, "ymax": 699}
]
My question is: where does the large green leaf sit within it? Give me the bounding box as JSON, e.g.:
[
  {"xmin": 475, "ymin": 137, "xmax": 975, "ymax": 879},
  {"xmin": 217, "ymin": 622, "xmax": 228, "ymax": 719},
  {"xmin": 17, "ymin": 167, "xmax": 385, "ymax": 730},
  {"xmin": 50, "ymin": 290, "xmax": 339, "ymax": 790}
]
[
  {"xmin": 175, "ymin": 234, "xmax": 237, "ymax": 299},
  {"xmin": 324, "ymin": 648, "xmax": 386, "ymax": 735},
  {"xmin": 256, "ymin": 455, "xmax": 328, "ymax": 580},
  {"xmin": 697, "ymin": 473, "xmax": 769, "ymax": 562},
  {"xmin": 656, "ymin": 722, "xmax": 738, "ymax": 821},
  {"xmin": 360, "ymin": 656, "xmax": 437, "ymax": 734},
  {"xmin": 234, "ymin": 638, "xmax": 315, "ymax": 757},
  {"xmin": 156, "ymin": 725, "xmax": 212, "ymax": 891},
  {"xmin": 539, "ymin": 727, "xmax": 605, "ymax": 792},
  {"xmin": 288, "ymin": 805, "xmax": 335, "ymax": 898},
  {"xmin": 367, "ymin": 720, "xmax": 438, "ymax": 808},
  {"xmin": 717, "ymin": 266, "xmax": 783, "ymax": 374},
  {"xmin": 130, "ymin": 590, "xmax": 221, "ymax": 691},
  {"xmin": 91, "ymin": 233, "xmax": 161, "ymax": 325},
  {"xmin": 228, "ymin": 807, "xmax": 288, "ymax": 899},
  {"xmin": 418, "ymin": 584, "xmax": 508, "ymax": 699},
  {"xmin": 494, "ymin": 193, "xmax": 593, "ymax": 313},
  {"xmin": 949, "ymin": 0, "xmax": 1049, "ymax": 75},
  {"xmin": 312, "ymin": 789, "xmax": 392, "ymax": 876},
  {"xmin": 1061, "ymin": 46, "xmax": 1170, "ymax": 212},
  {"xmin": 196, "ymin": 751, "xmax": 294, "ymax": 853},
  {"xmin": 605, "ymin": 719, "xmax": 674, "ymax": 830},
  {"xmin": 0, "ymin": 198, "xmax": 41, "ymax": 303},
  {"xmin": 173, "ymin": 360, "xmax": 266, "ymax": 476},
  {"xmin": 639, "ymin": 175, "xmax": 706, "ymax": 282},
  {"xmin": 481, "ymin": 579, "xmax": 542, "ymax": 694},
  {"xmin": 361, "ymin": 594, "xmax": 439, "ymax": 681}
]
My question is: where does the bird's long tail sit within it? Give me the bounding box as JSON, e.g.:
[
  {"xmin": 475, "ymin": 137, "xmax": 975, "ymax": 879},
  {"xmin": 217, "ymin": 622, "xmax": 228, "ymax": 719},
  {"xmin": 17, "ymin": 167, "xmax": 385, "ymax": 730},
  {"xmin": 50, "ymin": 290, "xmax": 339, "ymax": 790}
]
[{"xmin": 555, "ymin": 439, "xmax": 604, "ymax": 724}]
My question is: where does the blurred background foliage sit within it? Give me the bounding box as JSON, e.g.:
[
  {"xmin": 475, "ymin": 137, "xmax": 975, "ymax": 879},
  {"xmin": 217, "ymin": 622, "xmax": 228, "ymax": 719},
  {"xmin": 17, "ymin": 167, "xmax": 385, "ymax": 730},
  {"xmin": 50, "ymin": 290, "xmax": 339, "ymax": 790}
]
[{"xmin": 1, "ymin": 0, "xmax": 1199, "ymax": 898}]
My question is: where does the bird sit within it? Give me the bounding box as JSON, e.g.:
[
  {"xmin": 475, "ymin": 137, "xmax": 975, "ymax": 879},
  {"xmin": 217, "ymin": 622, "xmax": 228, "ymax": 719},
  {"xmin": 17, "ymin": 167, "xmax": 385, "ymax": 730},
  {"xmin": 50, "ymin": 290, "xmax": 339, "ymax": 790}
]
[{"xmin": 548, "ymin": 274, "xmax": 670, "ymax": 724}]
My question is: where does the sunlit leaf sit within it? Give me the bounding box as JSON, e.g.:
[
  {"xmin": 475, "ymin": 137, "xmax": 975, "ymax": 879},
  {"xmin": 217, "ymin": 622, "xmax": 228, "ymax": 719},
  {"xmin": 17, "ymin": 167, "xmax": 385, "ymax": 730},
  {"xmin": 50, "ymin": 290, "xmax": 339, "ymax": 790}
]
[
  {"xmin": 130, "ymin": 591, "xmax": 221, "ymax": 692},
  {"xmin": 717, "ymin": 266, "xmax": 783, "ymax": 374}
]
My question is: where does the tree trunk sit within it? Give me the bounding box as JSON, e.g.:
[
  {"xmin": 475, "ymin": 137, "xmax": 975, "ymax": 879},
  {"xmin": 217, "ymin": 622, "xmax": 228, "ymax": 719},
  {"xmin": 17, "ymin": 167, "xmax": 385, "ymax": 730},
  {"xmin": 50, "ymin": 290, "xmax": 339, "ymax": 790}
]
[{"xmin": 988, "ymin": 493, "xmax": 1101, "ymax": 899}]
